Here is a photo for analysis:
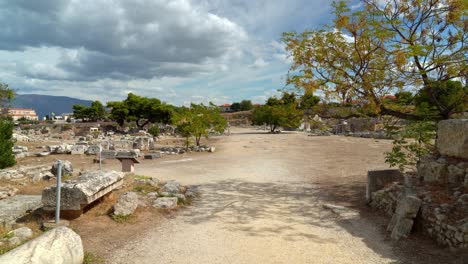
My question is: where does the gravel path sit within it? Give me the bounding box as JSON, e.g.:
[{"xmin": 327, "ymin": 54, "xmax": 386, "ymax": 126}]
[{"xmin": 106, "ymin": 129, "xmax": 455, "ymax": 264}]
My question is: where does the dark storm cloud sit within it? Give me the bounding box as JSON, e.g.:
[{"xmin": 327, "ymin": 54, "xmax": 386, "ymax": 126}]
[{"xmin": 0, "ymin": 0, "xmax": 246, "ymax": 80}]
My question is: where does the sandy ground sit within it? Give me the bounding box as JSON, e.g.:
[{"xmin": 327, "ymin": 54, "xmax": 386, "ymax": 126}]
[{"xmin": 96, "ymin": 128, "xmax": 463, "ymax": 264}]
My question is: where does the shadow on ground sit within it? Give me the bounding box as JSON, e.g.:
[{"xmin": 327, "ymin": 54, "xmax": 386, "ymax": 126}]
[{"xmin": 180, "ymin": 179, "xmax": 466, "ymax": 264}]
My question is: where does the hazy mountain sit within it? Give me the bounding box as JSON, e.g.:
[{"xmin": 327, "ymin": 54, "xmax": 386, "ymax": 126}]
[{"xmin": 12, "ymin": 94, "xmax": 93, "ymax": 119}]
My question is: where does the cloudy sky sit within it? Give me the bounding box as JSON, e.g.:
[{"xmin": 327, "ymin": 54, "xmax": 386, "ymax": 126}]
[{"xmin": 0, "ymin": 0, "xmax": 342, "ymax": 105}]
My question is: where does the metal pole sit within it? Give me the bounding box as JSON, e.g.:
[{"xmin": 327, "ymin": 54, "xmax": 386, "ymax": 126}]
[
  {"xmin": 99, "ymin": 143, "xmax": 102, "ymax": 174},
  {"xmin": 55, "ymin": 160, "xmax": 62, "ymax": 224}
]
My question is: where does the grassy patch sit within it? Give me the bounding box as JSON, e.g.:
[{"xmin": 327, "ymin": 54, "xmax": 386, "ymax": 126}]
[
  {"xmin": 111, "ymin": 214, "xmax": 133, "ymax": 223},
  {"xmin": 133, "ymin": 175, "xmax": 152, "ymax": 180},
  {"xmin": 2, "ymin": 231, "xmax": 14, "ymax": 240},
  {"xmin": 0, "ymin": 244, "xmax": 15, "ymax": 255},
  {"xmin": 133, "ymin": 184, "xmax": 159, "ymax": 194},
  {"xmin": 83, "ymin": 251, "xmax": 105, "ymax": 264}
]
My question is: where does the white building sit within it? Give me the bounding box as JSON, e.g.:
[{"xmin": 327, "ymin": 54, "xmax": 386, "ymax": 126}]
[{"xmin": 2, "ymin": 108, "xmax": 39, "ymax": 121}]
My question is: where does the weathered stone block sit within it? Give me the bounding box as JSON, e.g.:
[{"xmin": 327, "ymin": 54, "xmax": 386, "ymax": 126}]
[
  {"xmin": 0, "ymin": 195, "xmax": 42, "ymax": 228},
  {"xmin": 101, "ymin": 150, "xmax": 117, "ymax": 159},
  {"xmin": 144, "ymin": 152, "xmax": 161, "ymax": 159},
  {"xmin": 71, "ymin": 145, "xmax": 87, "ymax": 155},
  {"xmin": 395, "ymin": 196, "xmax": 422, "ymax": 218},
  {"xmin": 437, "ymin": 119, "xmax": 468, "ymax": 159},
  {"xmin": 366, "ymin": 169, "xmax": 401, "ymax": 202},
  {"xmin": 417, "ymin": 156, "xmax": 447, "ymax": 182},
  {"xmin": 42, "ymin": 170, "xmax": 124, "ymax": 212}
]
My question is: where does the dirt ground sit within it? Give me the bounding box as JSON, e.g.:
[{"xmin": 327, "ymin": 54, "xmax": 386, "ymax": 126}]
[{"xmin": 14, "ymin": 128, "xmax": 467, "ymax": 263}]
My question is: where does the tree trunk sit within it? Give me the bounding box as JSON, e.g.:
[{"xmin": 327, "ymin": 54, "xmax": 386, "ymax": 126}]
[{"xmin": 195, "ymin": 136, "xmax": 201, "ymax": 146}]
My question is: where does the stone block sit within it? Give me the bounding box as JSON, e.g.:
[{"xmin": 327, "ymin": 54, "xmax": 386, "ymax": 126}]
[
  {"xmin": 366, "ymin": 169, "xmax": 401, "ymax": 202},
  {"xmin": 86, "ymin": 145, "xmax": 101, "ymax": 155},
  {"xmin": 101, "ymin": 150, "xmax": 117, "ymax": 159},
  {"xmin": 417, "ymin": 156, "xmax": 447, "ymax": 182},
  {"xmin": 42, "ymin": 170, "xmax": 124, "ymax": 213},
  {"xmin": 437, "ymin": 119, "xmax": 468, "ymax": 159},
  {"xmin": 144, "ymin": 152, "xmax": 161, "ymax": 159},
  {"xmin": 70, "ymin": 145, "xmax": 87, "ymax": 155},
  {"xmin": 395, "ymin": 196, "xmax": 422, "ymax": 218},
  {"xmin": 0, "ymin": 195, "xmax": 42, "ymax": 228}
]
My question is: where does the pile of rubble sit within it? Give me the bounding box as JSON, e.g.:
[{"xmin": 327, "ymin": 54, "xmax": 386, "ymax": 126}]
[
  {"xmin": 159, "ymin": 145, "xmax": 215, "ymax": 155},
  {"xmin": 0, "ymin": 161, "xmax": 73, "ymax": 183},
  {"xmin": 113, "ymin": 179, "xmax": 199, "ymax": 217}
]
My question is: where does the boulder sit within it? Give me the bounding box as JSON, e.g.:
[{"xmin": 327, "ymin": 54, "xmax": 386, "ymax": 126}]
[
  {"xmin": 86, "ymin": 145, "xmax": 101, "ymax": 155},
  {"xmin": 42, "ymin": 170, "xmax": 124, "ymax": 213},
  {"xmin": 0, "ymin": 227, "xmax": 84, "ymax": 264},
  {"xmin": 114, "ymin": 192, "xmax": 139, "ymax": 216},
  {"xmin": 437, "ymin": 119, "xmax": 468, "ymax": 159},
  {"xmin": 160, "ymin": 180, "xmax": 180, "ymax": 194},
  {"xmin": 447, "ymin": 165, "xmax": 465, "ymax": 184},
  {"xmin": 51, "ymin": 160, "xmax": 73, "ymax": 176},
  {"xmin": 152, "ymin": 197, "xmax": 178, "ymax": 209}
]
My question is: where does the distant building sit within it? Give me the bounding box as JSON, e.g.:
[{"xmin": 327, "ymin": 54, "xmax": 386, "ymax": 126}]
[
  {"xmin": 219, "ymin": 104, "xmax": 232, "ymax": 112},
  {"xmin": 1, "ymin": 108, "xmax": 39, "ymax": 121}
]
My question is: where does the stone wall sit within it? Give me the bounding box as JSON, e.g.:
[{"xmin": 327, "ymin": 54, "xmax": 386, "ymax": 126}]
[{"xmin": 370, "ymin": 183, "xmax": 468, "ymax": 249}]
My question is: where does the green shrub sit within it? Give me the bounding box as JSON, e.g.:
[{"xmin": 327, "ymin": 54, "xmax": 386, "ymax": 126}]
[
  {"xmin": 0, "ymin": 117, "xmax": 15, "ymax": 169},
  {"xmin": 147, "ymin": 125, "xmax": 160, "ymax": 137}
]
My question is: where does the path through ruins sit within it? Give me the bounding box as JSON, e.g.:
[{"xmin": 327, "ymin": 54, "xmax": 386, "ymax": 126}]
[{"xmin": 107, "ymin": 128, "xmax": 452, "ymax": 264}]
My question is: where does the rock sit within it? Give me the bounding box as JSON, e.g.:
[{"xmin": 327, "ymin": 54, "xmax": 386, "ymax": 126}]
[
  {"xmin": 114, "ymin": 192, "xmax": 139, "ymax": 216},
  {"xmin": 209, "ymin": 146, "xmax": 216, "ymax": 153},
  {"xmin": 417, "ymin": 156, "xmax": 447, "ymax": 182},
  {"xmin": 51, "ymin": 160, "xmax": 73, "ymax": 177},
  {"xmin": 0, "ymin": 227, "xmax": 84, "ymax": 264},
  {"xmin": 42, "ymin": 170, "xmax": 124, "ymax": 214},
  {"xmin": 437, "ymin": 119, "xmax": 468, "ymax": 159},
  {"xmin": 447, "ymin": 165, "xmax": 465, "ymax": 184},
  {"xmin": 161, "ymin": 180, "xmax": 180, "ymax": 194},
  {"xmin": 458, "ymin": 194, "xmax": 468, "ymax": 205},
  {"xmin": 6, "ymin": 236, "xmax": 22, "ymax": 246},
  {"xmin": 388, "ymin": 195, "xmax": 421, "ymax": 240},
  {"xmin": 152, "ymin": 197, "xmax": 178, "ymax": 209},
  {"xmin": 0, "ymin": 186, "xmax": 19, "ymax": 200},
  {"xmin": 12, "ymin": 227, "xmax": 33, "ymax": 241},
  {"xmin": 144, "ymin": 152, "xmax": 161, "ymax": 159},
  {"xmin": 100, "ymin": 150, "xmax": 117, "ymax": 159}
]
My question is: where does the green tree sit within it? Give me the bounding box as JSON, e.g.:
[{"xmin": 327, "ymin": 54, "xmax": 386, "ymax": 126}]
[
  {"xmin": 252, "ymin": 94, "xmax": 303, "ymax": 132},
  {"xmin": 239, "ymin": 100, "xmax": 253, "ymax": 111},
  {"xmin": 107, "ymin": 93, "xmax": 172, "ymax": 129},
  {"xmin": 0, "ymin": 82, "xmax": 15, "ymax": 169},
  {"xmin": 414, "ymin": 80, "xmax": 468, "ymax": 119},
  {"xmin": 230, "ymin": 102, "xmax": 241, "ymax": 112},
  {"xmin": 299, "ymin": 93, "xmax": 320, "ymax": 110},
  {"xmin": 174, "ymin": 103, "xmax": 227, "ymax": 147},
  {"xmin": 72, "ymin": 101, "xmax": 107, "ymax": 122}
]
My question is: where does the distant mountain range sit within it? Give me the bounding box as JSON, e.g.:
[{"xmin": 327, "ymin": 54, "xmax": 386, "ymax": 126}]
[{"xmin": 12, "ymin": 94, "xmax": 92, "ymax": 119}]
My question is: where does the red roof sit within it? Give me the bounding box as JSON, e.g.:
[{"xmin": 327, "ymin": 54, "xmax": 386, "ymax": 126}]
[{"xmin": 220, "ymin": 104, "xmax": 231, "ymax": 107}]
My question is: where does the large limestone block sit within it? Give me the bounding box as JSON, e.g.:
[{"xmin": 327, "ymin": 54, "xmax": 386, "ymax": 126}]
[
  {"xmin": 437, "ymin": 119, "xmax": 468, "ymax": 159},
  {"xmin": 42, "ymin": 170, "xmax": 124, "ymax": 211},
  {"xmin": 394, "ymin": 196, "xmax": 422, "ymax": 218},
  {"xmin": 0, "ymin": 227, "xmax": 84, "ymax": 264},
  {"xmin": 0, "ymin": 195, "xmax": 42, "ymax": 228}
]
